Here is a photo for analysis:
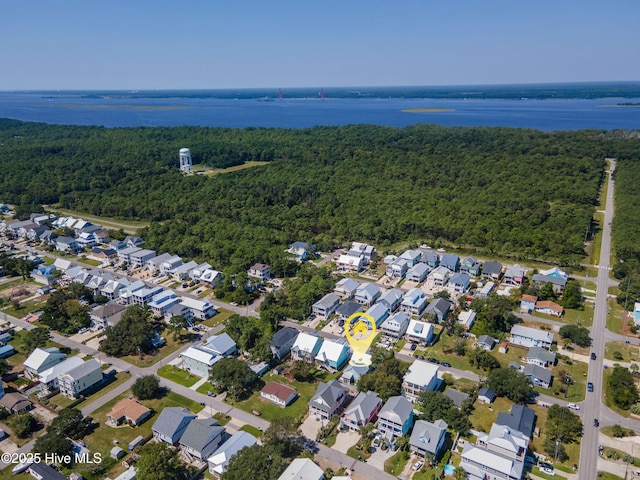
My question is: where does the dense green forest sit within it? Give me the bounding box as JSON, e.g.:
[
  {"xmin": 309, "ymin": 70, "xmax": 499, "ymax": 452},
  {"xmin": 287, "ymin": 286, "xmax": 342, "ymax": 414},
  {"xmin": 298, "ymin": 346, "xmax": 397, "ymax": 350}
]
[
  {"xmin": 3, "ymin": 119, "xmax": 637, "ymax": 273},
  {"xmin": 610, "ymin": 142, "xmax": 640, "ymax": 306}
]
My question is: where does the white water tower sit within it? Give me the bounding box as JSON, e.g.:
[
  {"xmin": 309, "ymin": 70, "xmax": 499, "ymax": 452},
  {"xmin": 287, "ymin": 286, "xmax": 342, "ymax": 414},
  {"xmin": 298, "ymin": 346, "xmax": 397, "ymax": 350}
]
[{"xmin": 179, "ymin": 148, "xmax": 192, "ymax": 174}]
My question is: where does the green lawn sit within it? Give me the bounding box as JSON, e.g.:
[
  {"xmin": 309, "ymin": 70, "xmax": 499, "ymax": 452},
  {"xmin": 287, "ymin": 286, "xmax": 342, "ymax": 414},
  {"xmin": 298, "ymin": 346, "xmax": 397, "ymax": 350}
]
[
  {"xmin": 213, "ymin": 412, "xmax": 231, "ymax": 426},
  {"xmin": 347, "ymin": 442, "xmax": 371, "ymax": 461},
  {"xmin": 469, "ymin": 396, "xmax": 513, "ymax": 434},
  {"xmin": 596, "ymin": 473, "xmax": 625, "ymax": 480},
  {"xmin": 604, "ymin": 341, "xmax": 640, "ymax": 364},
  {"xmin": 196, "ymin": 381, "xmax": 218, "ymax": 395},
  {"xmin": 240, "ymin": 424, "xmax": 263, "ymax": 438},
  {"xmin": 121, "ymin": 335, "xmax": 187, "ymax": 368},
  {"xmin": 157, "ymin": 364, "xmax": 200, "ymax": 387},
  {"xmin": 1, "ymin": 299, "xmax": 48, "ymax": 320},
  {"xmin": 531, "ymin": 307, "xmax": 593, "ymax": 327},
  {"xmin": 384, "ymin": 450, "xmax": 410, "ymax": 475},
  {"xmin": 202, "ymin": 308, "xmax": 234, "ymax": 327},
  {"xmin": 535, "ymin": 357, "xmax": 588, "ymax": 402},
  {"xmin": 529, "ymin": 403, "xmax": 582, "ymax": 471},
  {"xmin": 606, "ymin": 299, "xmax": 632, "ymax": 336},
  {"xmin": 43, "ymin": 372, "xmax": 132, "ymax": 412},
  {"xmin": 77, "ymin": 257, "xmax": 102, "ymax": 266}
]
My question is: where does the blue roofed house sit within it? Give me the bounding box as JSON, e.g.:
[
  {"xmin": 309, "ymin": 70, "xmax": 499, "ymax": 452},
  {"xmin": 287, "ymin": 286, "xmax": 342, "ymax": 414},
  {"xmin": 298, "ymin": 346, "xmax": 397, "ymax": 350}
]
[
  {"xmin": 314, "ymin": 338, "xmax": 351, "ymax": 372},
  {"xmin": 365, "ymin": 303, "xmax": 389, "ymax": 327},
  {"xmin": 31, "ymin": 265, "xmax": 56, "ymax": 285},
  {"xmin": 202, "ymin": 333, "xmax": 237, "ymax": 357},
  {"xmin": 287, "ymin": 241, "xmax": 312, "ymax": 261},
  {"xmin": 496, "ymin": 404, "xmax": 536, "ymax": 441},
  {"xmin": 312, "ymin": 293, "xmax": 340, "ymax": 319},
  {"xmin": 377, "ymin": 395, "xmax": 414, "ymax": 441},
  {"xmin": 523, "ymin": 363, "xmax": 553, "ymax": 388},
  {"xmin": 406, "ymin": 263, "xmax": 429, "ymax": 283},
  {"xmin": 152, "ymin": 407, "xmax": 197, "ymax": 445},
  {"xmin": 424, "ymin": 298, "xmax": 452, "ymax": 323},
  {"xmin": 354, "ymin": 283, "xmax": 381, "ymax": 307},
  {"xmin": 380, "ymin": 312, "xmax": 410, "ymax": 339},
  {"xmin": 400, "ymin": 250, "xmax": 422, "ymax": 267},
  {"xmin": 334, "ymin": 278, "xmax": 360, "ymax": 300},
  {"xmin": 400, "ymin": 288, "xmax": 428, "ymax": 316},
  {"xmin": 440, "ymin": 253, "xmax": 460, "ymax": 273},
  {"xmin": 377, "ymin": 288, "xmax": 403, "ymax": 312},
  {"xmin": 448, "ymin": 272, "xmax": 471, "ymax": 294}
]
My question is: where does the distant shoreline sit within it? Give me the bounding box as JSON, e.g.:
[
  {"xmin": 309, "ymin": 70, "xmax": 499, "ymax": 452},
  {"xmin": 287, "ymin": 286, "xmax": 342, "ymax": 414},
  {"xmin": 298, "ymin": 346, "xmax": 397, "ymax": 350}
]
[{"xmin": 402, "ymin": 108, "xmax": 453, "ymax": 113}]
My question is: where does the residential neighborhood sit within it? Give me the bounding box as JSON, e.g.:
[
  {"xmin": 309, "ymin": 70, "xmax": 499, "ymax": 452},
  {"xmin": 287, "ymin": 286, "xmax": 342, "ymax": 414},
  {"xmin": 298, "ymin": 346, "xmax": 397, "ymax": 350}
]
[{"xmin": 0, "ymin": 184, "xmax": 638, "ymax": 480}]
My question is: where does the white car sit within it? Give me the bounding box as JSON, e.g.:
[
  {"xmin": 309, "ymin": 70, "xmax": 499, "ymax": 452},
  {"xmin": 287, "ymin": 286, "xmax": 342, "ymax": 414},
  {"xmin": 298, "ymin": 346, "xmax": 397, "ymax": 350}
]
[
  {"xmin": 412, "ymin": 461, "xmax": 424, "ymax": 471},
  {"xmin": 567, "ymin": 403, "xmax": 580, "ymax": 411}
]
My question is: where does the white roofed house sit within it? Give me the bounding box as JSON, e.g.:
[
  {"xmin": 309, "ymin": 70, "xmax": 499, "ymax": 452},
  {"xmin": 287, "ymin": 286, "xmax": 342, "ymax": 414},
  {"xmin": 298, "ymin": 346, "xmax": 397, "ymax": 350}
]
[
  {"xmin": 190, "ymin": 262, "xmax": 212, "ymax": 281},
  {"xmin": 180, "ymin": 296, "xmax": 217, "ymax": 320},
  {"xmin": 37, "ymin": 356, "xmax": 84, "ymax": 395},
  {"xmin": 100, "ymin": 277, "xmax": 130, "ymax": 301},
  {"xmin": 311, "ymin": 293, "xmax": 340, "ymax": 319},
  {"xmin": 459, "ymin": 442, "xmax": 525, "ymax": 480},
  {"xmin": 117, "ymin": 246, "xmax": 142, "ymax": 265},
  {"xmin": 334, "ymin": 277, "xmax": 360, "ymax": 300},
  {"xmin": 148, "ymin": 290, "xmax": 181, "ymax": 317},
  {"xmin": 200, "ymin": 269, "xmax": 223, "ymax": 287},
  {"xmin": 406, "ymin": 319, "xmax": 434, "ymax": 346},
  {"xmin": 207, "ymin": 431, "xmax": 257, "ymax": 477},
  {"xmin": 354, "ymin": 283, "xmax": 381, "ymax": 307},
  {"xmin": 402, "ymin": 360, "xmax": 440, "ymax": 403},
  {"xmin": 336, "ymin": 253, "xmax": 365, "ymax": 273},
  {"xmin": 350, "ymin": 241, "xmax": 376, "ymax": 264},
  {"xmin": 278, "ymin": 458, "xmax": 324, "ymax": 480},
  {"xmin": 380, "ymin": 312, "xmax": 410, "ymax": 339},
  {"xmin": 314, "ymin": 338, "xmax": 350, "ymax": 372},
  {"xmin": 400, "ymin": 288, "xmax": 428, "ymax": 316},
  {"xmin": 172, "ymin": 260, "xmax": 199, "ymax": 281},
  {"xmin": 161, "ymin": 255, "xmax": 184, "ymax": 274},
  {"xmin": 406, "ymin": 262, "xmax": 429, "ymax": 283},
  {"xmin": 291, "ymin": 332, "xmax": 323, "ymax": 363},
  {"xmin": 340, "ymin": 391, "xmax": 382, "ymax": 431},
  {"xmin": 509, "ymin": 325, "xmax": 554, "ymax": 349},
  {"xmin": 58, "ymin": 359, "xmax": 103, "ymax": 399},
  {"xmin": 180, "ymin": 347, "xmax": 220, "ymax": 377},
  {"xmin": 427, "ymin": 265, "xmax": 450, "ymax": 287},
  {"xmin": 386, "ymin": 258, "xmax": 408, "ymax": 278},
  {"xmin": 23, "ymin": 347, "xmax": 66, "ymax": 380},
  {"xmin": 130, "ymin": 285, "xmax": 164, "ymax": 306},
  {"xmin": 458, "ymin": 310, "xmax": 476, "ymax": 331}
]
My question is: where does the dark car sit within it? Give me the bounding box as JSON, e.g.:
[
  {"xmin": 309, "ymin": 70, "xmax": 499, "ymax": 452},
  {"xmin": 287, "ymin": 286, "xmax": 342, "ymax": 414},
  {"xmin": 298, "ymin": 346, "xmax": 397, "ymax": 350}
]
[
  {"xmin": 427, "ymin": 357, "xmax": 440, "ymax": 364},
  {"xmin": 410, "ymin": 343, "xmax": 417, "ymax": 351},
  {"xmin": 416, "ymin": 355, "xmax": 424, "ymax": 360},
  {"xmin": 593, "ymin": 418, "xmax": 599, "ymax": 427},
  {"xmin": 587, "ymin": 382, "xmax": 594, "ymax": 392},
  {"xmin": 441, "ymin": 362, "xmax": 451, "ymax": 368},
  {"xmin": 590, "ymin": 352, "xmax": 596, "ymax": 360}
]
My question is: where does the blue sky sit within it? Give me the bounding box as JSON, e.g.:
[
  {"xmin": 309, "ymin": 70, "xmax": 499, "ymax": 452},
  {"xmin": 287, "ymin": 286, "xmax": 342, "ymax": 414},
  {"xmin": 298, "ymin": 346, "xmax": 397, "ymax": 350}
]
[{"xmin": 1, "ymin": 0, "xmax": 638, "ymax": 89}]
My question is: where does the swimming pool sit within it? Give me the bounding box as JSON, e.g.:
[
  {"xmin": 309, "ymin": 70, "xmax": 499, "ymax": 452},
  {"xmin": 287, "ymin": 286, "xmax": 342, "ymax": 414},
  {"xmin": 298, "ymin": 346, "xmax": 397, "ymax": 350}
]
[{"xmin": 444, "ymin": 464, "xmax": 456, "ymax": 476}]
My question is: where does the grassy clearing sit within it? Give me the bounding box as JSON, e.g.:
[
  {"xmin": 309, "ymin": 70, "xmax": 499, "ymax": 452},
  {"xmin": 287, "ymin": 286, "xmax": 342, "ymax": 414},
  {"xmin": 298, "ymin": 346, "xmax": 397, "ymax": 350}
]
[
  {"xmin": 530, "ymin": 307, "xmax": 593, "ymax": 327},
  {"xmin": 602, "ymin": 367, "xmax": 631, "ymax": 418},
  {"xmin": 240, "ymin": 424, "xmax": 263, "ymax": 438},
  {"xmin": 202, "ymin": 308, "xmax": 234, "ymax": 327},
  {"xmin": 596, "ymin": 473, "xmax": 625, "ymax": 480},
  {"xmin": 469, "ymin": 396, "xmax": 513, "ymax": 434},
  {"xmin": 77, "ymin": 257, "xmax": 102, "ymax": 266},
  {"xmin": 121, "ymin": 335, "xmax": 187, "ymax": 368},
  {"xmin": 604, "ymin": 341, "xmax": 640, "ymax": 364},
  {"xmin": 157, "ymin": 364, "xmax": 200, "ymax": 387},
  {"xmin": 213, "ymin": 412, "xmax": 231, "ymax": 426},
  {"xmin": 197, "ymin": 161, "xmax": 270, "ymax": 176},
  {"xmin": 586, "ymin": 211, "xmax": 604, "ymax": 266},
  {"xmin": 44, "ymin": 206, "xmax": 149, "ymax": 233},
  {"xmin": 1, "ymin": 299, "xmax": 48, "ymax": 320},
  {"xmin": 606, "ymin": 299, "xmax": 633, "ymax": 336},
  {"xmin": 384, "ymin": 450, "xmax": 410, "ymax": 475}
]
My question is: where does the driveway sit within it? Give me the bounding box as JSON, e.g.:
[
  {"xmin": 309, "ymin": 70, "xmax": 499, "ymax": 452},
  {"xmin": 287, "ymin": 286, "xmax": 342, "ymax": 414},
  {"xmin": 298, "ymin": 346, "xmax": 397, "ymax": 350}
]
[
  {"xmin": 299, "ymin": 414, "xmax": 322, "ymax": 441},
  {"xmin": 366, "ymin": 445, "xmax": 395, "ymax": 471},
  {"xmin": 333, "ymin": 431, "xmax": 359, "ymax": 454}
]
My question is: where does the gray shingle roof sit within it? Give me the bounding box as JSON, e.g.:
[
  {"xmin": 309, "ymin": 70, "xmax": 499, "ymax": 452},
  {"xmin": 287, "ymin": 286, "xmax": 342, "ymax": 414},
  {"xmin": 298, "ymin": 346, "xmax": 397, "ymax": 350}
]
[
  {"xmin": 271, "ymin": 327, "xmax": 299, "ymax": 350},
  {"xmin": 179, "ymin": 418, "xmax": 224, "ymax": 456},
  {"xmin": 152, "ymin": 407, "xmax": 197, "ymax": 438},
  {"xmin": 443, "ymin": 388, "xmax": 470, "ymax": 409},
  {"xmin": 496, "ymin": 405, "xmax": 535, "ymax": 439},
  {"xmin": 378, "ymin": 395, "xmax": 413, "ymax": 424}
]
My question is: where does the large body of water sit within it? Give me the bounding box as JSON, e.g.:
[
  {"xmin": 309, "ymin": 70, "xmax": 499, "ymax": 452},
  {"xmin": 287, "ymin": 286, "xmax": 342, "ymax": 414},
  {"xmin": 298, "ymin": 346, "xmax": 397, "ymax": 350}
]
[{"xmin": 2, "ymin": 83, "xmax": 640, "ymax": 131}]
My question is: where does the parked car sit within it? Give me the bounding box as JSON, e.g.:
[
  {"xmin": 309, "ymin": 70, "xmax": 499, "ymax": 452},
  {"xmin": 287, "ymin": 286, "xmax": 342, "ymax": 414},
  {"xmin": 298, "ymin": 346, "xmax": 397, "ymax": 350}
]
[
  {"xmin": 410, "ymin": 343, "xmax": 417, "ymax": 351},
  {"xmin": 567, "ymin": 403, "xmax": 580, "ymax": 411},
  {"xmin": 427, "ymin": 357, "xmax": 440, "ymax": 364},
  {"xmin": 441, "ymin": 362, "xmax": 451, "ymax": 368},
  {"xmin": 593, "ymin": 418, "xmax": 599, "ymax": 427},
  {"xmin": 588, "ymin": 382, "xmax": 594, "ymax": 392},
  {"xmin": 412, "ymin": 461, "xmax": 424, "ymax": 471},
  {"xmin": 416, "ymin": 355, "xmax": 424, "ymax": 360},
  {"xmin": 590, "ymin": 352, "xmax": 596, "ymax": 360}
]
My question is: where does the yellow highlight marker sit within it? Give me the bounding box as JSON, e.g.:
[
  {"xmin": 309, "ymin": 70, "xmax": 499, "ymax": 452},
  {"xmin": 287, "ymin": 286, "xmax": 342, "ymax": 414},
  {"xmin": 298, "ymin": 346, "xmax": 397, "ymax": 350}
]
[{"xmin": 344, "ymin": 312, "xmax": 376, "ymax": 367}]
